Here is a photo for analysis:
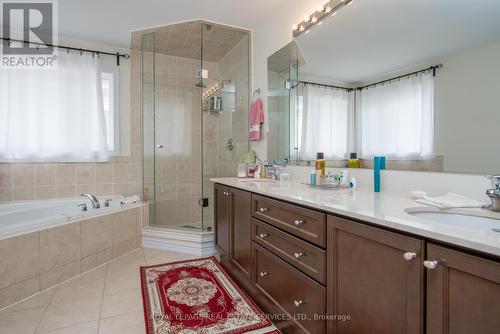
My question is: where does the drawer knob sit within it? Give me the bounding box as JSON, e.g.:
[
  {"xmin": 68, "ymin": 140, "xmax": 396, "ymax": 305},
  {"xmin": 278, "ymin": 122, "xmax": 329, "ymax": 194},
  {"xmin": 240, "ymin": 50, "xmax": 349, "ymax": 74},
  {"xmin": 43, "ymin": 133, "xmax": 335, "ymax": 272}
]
[
  {"xmin": 259, "ymin": 271, "xmax": 269, "ymax": 277},
  {"xmin": 423, "ymin": 260, "xmax": 439, "ymax": 270},
  {"xmin": 294, "ymin": 299, "xmax": 306, "ymax": 307},
  {"xmin": 260, "ymin": 207, "xmax": 269, "ymax": 213},
  {"xmin": 294, "ymin": 219, "xmax": 304, "ymax": 226},
  {"xmin": 403, "ymin": 252, "xmax": 417, "ymax": 261},
  {"xmin": 259, "ymin": 233, "xmax": 269, "ymax": 239},
  {"xmin": 294, "ymin": 251, "xmax": 306, "ymax": 259}
]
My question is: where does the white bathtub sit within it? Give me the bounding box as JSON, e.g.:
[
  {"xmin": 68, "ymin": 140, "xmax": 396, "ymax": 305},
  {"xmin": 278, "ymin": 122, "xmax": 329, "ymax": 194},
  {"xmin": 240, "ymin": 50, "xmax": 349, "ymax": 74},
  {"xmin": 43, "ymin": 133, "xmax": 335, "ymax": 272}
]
[{"xmin": 0, "ymin": 195, "xmax": 134, "ymax": 240}]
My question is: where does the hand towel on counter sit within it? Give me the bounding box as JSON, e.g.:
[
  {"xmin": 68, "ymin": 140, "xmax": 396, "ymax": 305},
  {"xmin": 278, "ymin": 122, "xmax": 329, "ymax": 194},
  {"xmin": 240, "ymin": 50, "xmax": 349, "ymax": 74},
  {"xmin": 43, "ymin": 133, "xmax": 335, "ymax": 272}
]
[
  {"xmin": 249, "ymin": 98, "xmax": 264, "ymax": 141},
  {"xmin": 414, "ymin": 192, "xmax": 486, "ymax": 209},
  {"xmin": 121, "ymin": 195, "xmax": 140, "ymax": 204}
]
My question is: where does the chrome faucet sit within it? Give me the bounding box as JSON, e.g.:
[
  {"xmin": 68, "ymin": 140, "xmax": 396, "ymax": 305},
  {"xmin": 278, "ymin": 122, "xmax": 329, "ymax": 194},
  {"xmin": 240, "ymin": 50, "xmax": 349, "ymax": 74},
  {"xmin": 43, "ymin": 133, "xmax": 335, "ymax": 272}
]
[
  {"xmin": 81, "ymin": 193, "xmax": 100, "ymax": 209},
  {"xmin": 486, "ymin": 175, "xmax": 500, "ymax": 212},
  {"xmin": 267, "ymin": 165, "xmax": 281, "ymax": 180}
]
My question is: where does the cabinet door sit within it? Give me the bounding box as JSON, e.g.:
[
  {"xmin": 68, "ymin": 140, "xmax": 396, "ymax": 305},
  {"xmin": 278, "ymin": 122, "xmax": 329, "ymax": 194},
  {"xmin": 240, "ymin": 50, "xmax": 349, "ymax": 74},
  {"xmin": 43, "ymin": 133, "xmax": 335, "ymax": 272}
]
[
  {"xmin": 214, "ymin": 184, "xmax": 230, "ymax": 255},
  {"xmin": 229, "ymin": 187, "xmax": 252, "ymax": 278},
  {"xmin": 327, "ymin": 216, "xmax": 424, "ymax": 334},
  {"xmin": 426, "ymin": 243, "xmax": 500, "ymax": 334}
]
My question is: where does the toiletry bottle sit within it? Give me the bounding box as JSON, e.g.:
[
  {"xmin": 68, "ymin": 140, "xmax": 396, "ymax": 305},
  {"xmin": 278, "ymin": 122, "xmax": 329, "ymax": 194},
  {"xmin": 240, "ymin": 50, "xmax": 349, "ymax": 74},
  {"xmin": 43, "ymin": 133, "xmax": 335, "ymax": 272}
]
[
  {"xmin": 374, "ymin": 156, "xmax": 386, "ymax": 192},
  {"xmin": 316, "ymin": 152, "xmax": 326, "ymax": 177},
  {"xmin": 348, "ymin": 153, "xmax": 361, "ymax": 168},
  {"xmin": 310, "ymin": 170, "xmax": 317, "ymax": 185},
  {"xmin": 340, "ymin": 170, "xmax": 349, "ymax": 185}
]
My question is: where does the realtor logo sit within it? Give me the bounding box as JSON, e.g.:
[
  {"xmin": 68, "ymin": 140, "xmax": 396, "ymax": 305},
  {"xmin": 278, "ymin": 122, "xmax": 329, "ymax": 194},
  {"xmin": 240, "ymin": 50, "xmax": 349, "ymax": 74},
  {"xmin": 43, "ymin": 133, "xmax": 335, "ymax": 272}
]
[{"xmin": 1, "ymin": 0, "xmax": 58, "ymax": 68}]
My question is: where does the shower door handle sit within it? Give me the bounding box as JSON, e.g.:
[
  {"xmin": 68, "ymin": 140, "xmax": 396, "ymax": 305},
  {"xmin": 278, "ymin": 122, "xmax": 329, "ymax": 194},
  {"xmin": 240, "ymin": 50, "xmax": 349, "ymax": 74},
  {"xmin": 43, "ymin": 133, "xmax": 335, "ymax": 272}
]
[{"xmin": 156, "ymin": 144, "xmax": 164, "ymax": 149}]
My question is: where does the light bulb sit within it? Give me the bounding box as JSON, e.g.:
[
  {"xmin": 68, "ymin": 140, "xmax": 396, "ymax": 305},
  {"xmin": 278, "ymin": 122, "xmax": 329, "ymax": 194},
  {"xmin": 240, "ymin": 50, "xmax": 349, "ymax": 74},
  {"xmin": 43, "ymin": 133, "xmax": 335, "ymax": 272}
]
[
  {"xmin": 325, "ymin": 6, "xmax": 331, "ymax": 13},
  {"xmin": 299, "ymin": 25, "xmax": 305, "ymax": 32},
  {"xmin": 311, "ymin": 16, "xmax": 317, "ymax": 23},
  {"xmin": 318, "ymin": 5, "xmax": 325, "ymax": 12},
  {"xmin": 303, "ymin": 16, "xmax": 309, "ymax": 22}
]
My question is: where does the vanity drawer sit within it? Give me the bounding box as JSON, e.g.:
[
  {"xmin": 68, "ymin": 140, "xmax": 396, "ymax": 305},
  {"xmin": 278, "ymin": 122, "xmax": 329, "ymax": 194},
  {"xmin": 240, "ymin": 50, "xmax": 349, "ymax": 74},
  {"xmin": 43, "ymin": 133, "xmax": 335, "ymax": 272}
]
[
  {"xmin": 252, "ymin": 218, "xmax": 326, "ymax": 284},
  {"xmin": 253, "ymin": 242, "xmax": 326, "ymax": 334},
  {"xmin": 252, "ymin": 194, "xmax": 326, "ymax": 247}
]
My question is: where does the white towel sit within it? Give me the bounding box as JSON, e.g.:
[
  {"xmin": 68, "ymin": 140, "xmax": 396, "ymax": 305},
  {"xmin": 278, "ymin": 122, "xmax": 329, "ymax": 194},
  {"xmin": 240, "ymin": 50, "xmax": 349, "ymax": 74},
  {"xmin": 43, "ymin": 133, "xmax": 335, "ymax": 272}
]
[
  {"xmin": 121, "ymin": 195, "xmax": 140, "ymax": 204},
  {"xmin": 415, "ymin": 192, "xmax": 486, "ymax": 209}
]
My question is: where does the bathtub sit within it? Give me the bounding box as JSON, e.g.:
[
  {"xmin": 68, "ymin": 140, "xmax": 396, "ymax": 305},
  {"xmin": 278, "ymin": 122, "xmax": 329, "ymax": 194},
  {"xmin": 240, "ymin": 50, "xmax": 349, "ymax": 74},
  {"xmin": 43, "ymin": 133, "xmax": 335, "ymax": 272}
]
[
  {"xmin": 0, "ymin": 196, "xmax": 146, "ymax": 309},
  {"xmin": 0, "ymin": 195, "xmax": 130, "ymax": 240}
]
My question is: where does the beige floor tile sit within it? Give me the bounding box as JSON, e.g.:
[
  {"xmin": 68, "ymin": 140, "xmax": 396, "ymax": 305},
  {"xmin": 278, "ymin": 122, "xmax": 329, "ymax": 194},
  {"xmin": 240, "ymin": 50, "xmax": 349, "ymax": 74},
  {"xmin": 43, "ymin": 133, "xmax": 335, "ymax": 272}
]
[
  {"xmin": 97, "ymin": 311, "xmax": 145, "ymax": 334},
  {"xmin": 0, "ymin": 306, "xmax": 46, "ymax": 334},
  {"xmin": 36, "ymin": 297, "xmax": 102, "ymax": 333},
  {"xmin": 51, "ymin": 268, "xmax": 105, "ymax": 305},
  {"xmin": 103, "ymin": 269, "xmax": 142, "ymax": 295},
  {"xmin": 143, "ymin": 248, "xmax": 180, "ymax": 264},
  {"xmin": 4, "ymin": 288, "xmax": 55, "ymax": 313},
  {"xmin": 100, "ymin": 289, "xmax": 143, "ymax": 319},
  {"xmin": 106, "ymin": 249, "xmax": 145, "ymax": 273},
  {"xmin": 37, "ymin": 321, "xmax": 98, "ymax": 334},
  {"xmin": 0, "ymin": 248, "xmax": 209, "ymax": 334}
]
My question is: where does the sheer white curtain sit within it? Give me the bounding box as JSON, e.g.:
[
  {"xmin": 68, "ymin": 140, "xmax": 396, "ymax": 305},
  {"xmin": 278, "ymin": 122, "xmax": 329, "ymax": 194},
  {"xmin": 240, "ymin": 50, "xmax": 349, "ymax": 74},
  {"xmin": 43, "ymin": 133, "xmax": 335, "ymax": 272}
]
[
  {"xmin": 357, "ymin": 72, "xmax": 434, "ymax": 159},
  {"xmin": 0, "ymin": 52, "xmax": 109, "ymax": 162},
  {"xmin": 298, "ymin": 85, "xmax": 353, "ymax": 160}
]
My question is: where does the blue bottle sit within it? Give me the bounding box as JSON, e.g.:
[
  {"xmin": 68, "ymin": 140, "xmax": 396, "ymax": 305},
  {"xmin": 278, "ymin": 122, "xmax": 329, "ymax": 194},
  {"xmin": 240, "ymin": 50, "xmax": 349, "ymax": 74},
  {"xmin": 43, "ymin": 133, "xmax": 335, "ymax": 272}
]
[{"xmin": 374, "ymin": 156, "xmax": 386, "ymax": 192}]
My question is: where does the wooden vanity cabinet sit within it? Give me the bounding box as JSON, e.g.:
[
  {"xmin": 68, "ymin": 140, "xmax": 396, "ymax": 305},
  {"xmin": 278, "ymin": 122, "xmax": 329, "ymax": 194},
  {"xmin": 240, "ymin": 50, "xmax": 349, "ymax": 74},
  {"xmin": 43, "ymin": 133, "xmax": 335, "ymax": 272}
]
[
  {"xmin": 214, "ymin": 183, "xmax": 500, "ymax": 334},
  {"xmin": 327, "ymin": 215, "xmax": 425, "ymax": 334},
  {"xmin": 214, "ymin": 183, "xmax": 230, "ymax": 256},
  {"xmin": 214, "ymin": 184, "xmax": 252, "ymax": 287},
  {"xmin": 426, "ymin": 243, "xmax": 500, "ymax": 334}
]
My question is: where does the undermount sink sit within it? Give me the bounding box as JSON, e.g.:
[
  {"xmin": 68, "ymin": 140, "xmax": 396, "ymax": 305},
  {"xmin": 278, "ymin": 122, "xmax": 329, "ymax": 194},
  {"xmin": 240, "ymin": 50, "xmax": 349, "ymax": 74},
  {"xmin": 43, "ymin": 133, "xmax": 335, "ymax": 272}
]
[{"xmin": 406, "ymin": 208, "xmax": 500, "ymax": 233}]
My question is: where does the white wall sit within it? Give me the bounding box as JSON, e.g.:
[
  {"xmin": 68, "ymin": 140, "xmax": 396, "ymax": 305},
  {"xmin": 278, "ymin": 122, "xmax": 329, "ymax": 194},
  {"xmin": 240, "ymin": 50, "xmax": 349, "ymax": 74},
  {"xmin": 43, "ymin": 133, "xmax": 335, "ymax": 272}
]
[{"xmin": 435, "ymin": 41, "xmax": 500, "ymax": 174}]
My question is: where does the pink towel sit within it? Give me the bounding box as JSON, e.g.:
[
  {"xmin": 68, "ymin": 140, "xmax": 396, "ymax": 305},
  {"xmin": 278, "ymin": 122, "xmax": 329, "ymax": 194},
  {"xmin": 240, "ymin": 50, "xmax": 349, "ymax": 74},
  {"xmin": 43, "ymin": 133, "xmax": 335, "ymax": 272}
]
[{"xmin": 249, "ymin": 98, "xmax": 264, "ymax": 141}]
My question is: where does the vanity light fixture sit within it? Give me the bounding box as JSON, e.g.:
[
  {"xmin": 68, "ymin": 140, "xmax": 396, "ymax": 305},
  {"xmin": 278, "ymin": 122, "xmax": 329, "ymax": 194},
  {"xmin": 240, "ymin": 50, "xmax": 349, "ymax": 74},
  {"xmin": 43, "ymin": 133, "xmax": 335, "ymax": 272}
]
[{"xmin": 293, "ymin": 0, "xmax": 353, "ymax": 37}]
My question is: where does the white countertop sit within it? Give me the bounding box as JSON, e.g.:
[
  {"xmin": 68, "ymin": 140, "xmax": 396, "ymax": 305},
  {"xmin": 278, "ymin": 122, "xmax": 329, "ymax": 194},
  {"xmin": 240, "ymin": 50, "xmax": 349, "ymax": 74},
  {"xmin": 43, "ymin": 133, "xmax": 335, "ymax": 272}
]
[{"xmin": 210, "ymin": 178, "xmax": 500, "ymax": 257}]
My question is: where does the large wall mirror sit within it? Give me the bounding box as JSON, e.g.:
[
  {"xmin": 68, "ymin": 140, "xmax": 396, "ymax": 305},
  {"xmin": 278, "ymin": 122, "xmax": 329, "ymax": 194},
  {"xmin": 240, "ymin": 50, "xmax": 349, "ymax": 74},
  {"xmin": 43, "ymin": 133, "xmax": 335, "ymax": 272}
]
[{"xmin": 267, "ymin": 0, "xmax": 500, "ymax": 174}]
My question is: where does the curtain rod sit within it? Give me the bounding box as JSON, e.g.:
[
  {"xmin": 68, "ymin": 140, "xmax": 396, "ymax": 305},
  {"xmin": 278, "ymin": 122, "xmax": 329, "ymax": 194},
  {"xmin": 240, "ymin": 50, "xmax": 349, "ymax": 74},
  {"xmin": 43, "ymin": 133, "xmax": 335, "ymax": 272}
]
[
  {"xmin": 0, "ymin": 37, "xmax": 130, "ymax": 66},
  {"xmin": 300, "ymin": 64, "xmax": 443, "ymax": 92},
  {"xmin": 299, "ymin": 81, "xmax": 353, "ymax": 91},
  {"xmin": 356, "ymin": 64, "xmax": 443, "ymax": 90}
]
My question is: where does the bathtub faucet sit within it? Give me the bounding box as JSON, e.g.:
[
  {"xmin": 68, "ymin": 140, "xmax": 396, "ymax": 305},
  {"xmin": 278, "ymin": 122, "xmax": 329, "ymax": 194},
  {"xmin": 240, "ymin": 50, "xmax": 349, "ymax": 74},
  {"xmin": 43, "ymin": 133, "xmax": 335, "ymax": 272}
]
[{"xmin": 81, "ymin": 193, "xmax": 101, "ymax": 209}]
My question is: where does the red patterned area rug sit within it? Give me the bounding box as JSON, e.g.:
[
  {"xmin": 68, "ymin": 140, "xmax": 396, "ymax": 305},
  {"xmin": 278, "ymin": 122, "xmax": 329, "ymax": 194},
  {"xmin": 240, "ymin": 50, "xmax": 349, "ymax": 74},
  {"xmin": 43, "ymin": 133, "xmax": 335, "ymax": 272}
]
[{"xmin": 140, "ymin": 257, "xmax": 280, "ymax": 334}]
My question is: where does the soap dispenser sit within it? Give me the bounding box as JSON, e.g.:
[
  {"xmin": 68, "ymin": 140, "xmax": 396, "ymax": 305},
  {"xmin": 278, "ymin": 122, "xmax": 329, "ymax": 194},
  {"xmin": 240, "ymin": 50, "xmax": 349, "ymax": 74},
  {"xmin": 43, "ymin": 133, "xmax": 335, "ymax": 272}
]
[{"xmin": 374, "ymin": 156, "xmax": 386, "ymax": 192}]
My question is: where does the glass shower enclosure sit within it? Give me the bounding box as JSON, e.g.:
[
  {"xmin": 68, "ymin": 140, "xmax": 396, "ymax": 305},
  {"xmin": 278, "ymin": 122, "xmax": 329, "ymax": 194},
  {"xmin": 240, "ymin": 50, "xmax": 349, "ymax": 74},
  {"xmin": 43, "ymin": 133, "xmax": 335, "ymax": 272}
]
[{"xmin": 140, "ymin": 21, "xmax": 250, "ymax": 232}]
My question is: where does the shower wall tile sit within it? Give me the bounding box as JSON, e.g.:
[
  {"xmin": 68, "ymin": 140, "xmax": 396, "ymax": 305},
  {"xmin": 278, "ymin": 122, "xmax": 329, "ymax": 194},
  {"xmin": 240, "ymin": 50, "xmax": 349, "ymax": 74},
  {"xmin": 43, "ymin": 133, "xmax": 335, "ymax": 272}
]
[
  {"xmin": 76, "ymin": 165, "xmax": 96, "ymax": 185},
  {"xmin": 55, "ymin": 165, "xmax": 76, "ymax": 185},
  {"xmin": 35, "ymin": 185, "xmax": 56, "ymax": 200},
  {"xmin": 13, "ymin": 186, "xmax": 34, "ymax": 201},
  {"xmin": 0, "ymin": 187, "xmax": 12, "ymax": 201},
  {"xmin": 55, "ymin": 185, "xmax": 76, "ymax": 198},
  {"xmin": 0, "ymin": 164, "xmax": 12, "ymax": 187},
  {"xmin": 34, "ymin": 164, "xmax": 55, "ymax": 186},
  {"xmin": 13, "ymin": 164, "xmax": 34, "ymax": 187}
]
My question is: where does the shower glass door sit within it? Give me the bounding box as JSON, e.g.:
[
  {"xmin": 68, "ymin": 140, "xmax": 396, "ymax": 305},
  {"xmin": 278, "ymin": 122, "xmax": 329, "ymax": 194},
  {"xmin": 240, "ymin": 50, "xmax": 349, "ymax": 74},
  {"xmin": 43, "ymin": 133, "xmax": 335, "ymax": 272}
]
[{"xmin": 141, "ymin": 21, "xmax": 250, "ymax": 232}]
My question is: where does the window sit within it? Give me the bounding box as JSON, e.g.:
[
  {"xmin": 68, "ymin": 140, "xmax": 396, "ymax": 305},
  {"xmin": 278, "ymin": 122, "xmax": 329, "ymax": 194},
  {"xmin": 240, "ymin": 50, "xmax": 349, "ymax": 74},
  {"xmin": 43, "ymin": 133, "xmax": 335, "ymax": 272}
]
[
  {"xmin": 101, "ymin": 71, "xmax": 120, "ymax": 154},
  {"xmin": 295, "ymin": 72, "xmax": 435, "ymax": 161},
  {"xmin": 357, "ymin": 72, "xmax": 434, "ymax": 159},
  {"xmin": 0, "ymin": 52, "xmax": 110, "ymax": 162},
  {"xmin": 297, "ymin": 85, "xmax": 353, "ymax": 160}
]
